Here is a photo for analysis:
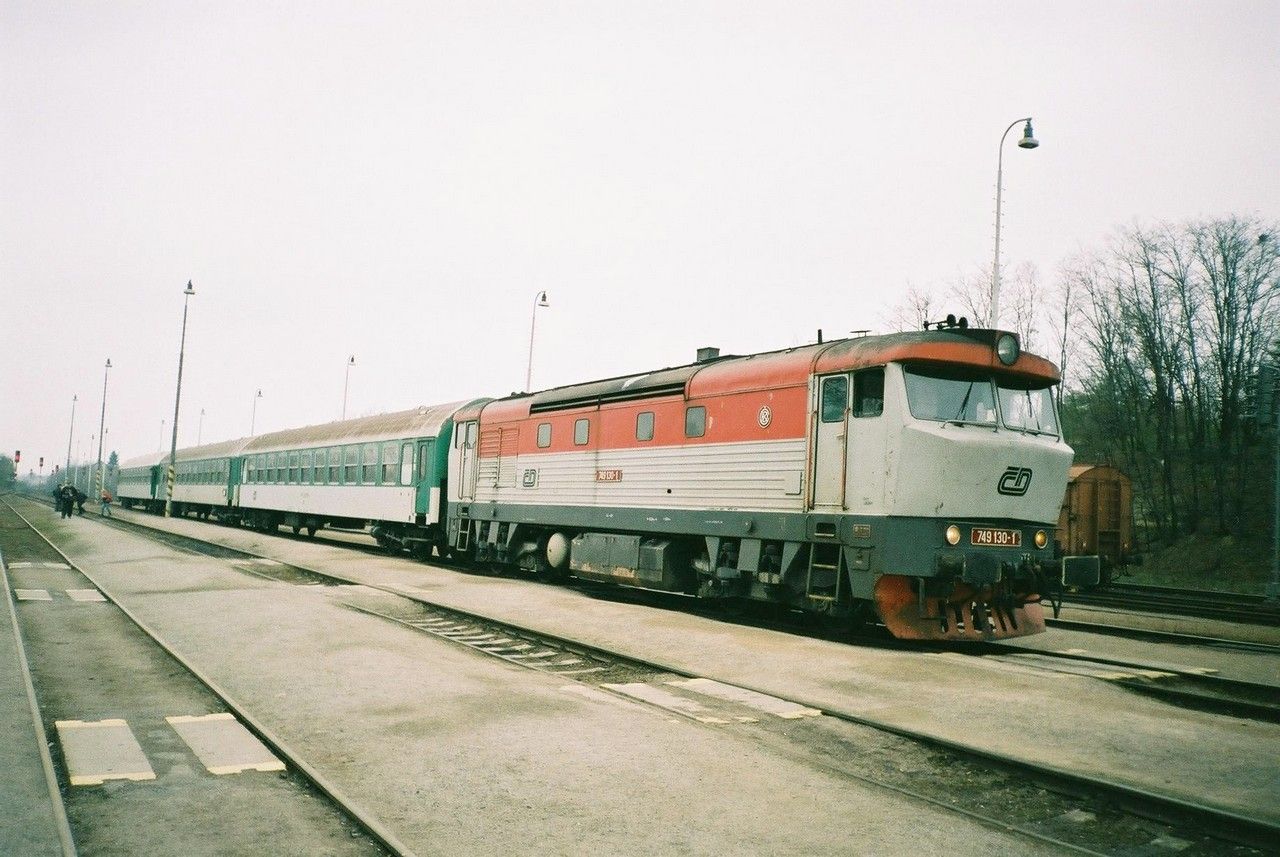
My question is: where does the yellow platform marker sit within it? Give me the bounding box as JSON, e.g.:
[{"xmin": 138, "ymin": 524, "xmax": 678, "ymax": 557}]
[
  {"xmin": 55, "ymin": 719, "xmax": 156, "ymax": 786},
  {"xmin": 166, "ymin": 713, "xmax": 284, "ymax": 775}
]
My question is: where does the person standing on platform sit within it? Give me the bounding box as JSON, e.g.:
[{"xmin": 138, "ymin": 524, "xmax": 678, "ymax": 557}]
[
  {"xmin": 99, "ymin": 488, "xmax": 113, "ymax": 517},
  {"xmin": 58, "ymin": 484, "xmax": 75, "ymax": 518}
]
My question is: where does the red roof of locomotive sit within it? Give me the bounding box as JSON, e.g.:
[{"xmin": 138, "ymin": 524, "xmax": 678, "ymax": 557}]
[{"xmin": 467, "ymin": 329, "xmax": 1060, "ymax": 419}]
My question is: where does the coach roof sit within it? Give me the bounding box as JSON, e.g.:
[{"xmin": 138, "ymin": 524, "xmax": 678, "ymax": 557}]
[{"xmin": 242, "ymin": 401, "xmax": 467, "ymax": 455}]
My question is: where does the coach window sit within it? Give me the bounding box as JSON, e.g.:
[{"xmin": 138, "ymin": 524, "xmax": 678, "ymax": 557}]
[
  {"xmin": 362, "ymin": 444, "xmax": 378, "ymax": 482},
  {"xmin": 289, "ymin": 451, "xmax": 301, "ymax": 483},
  {"xmin": 636, "ymin": 411, "xmax": 654, "ymax": 442},
  {"xmin": 343, "ymin": 446, "xmax": 359, "ymax": 483},
  {"xmin": 537, "ymin": 422, "xmax": 552, "ymax": 448},
  {"xmin": 854, "ymin": 368, "xmax": 885, "ymax": 418},
  {"xmin": 328, "ymin": 449, "xmax": 340, "ymax": 484},
  {"xmin": 685, "ymin": 406, "xmax": 706, "ymax": 438},
  {"xmin": 821, "ymin": 376, "xmax": 848, "ymax": 422},
  {"xmin": 574, "ymin": 418, "xmax": 589, "ymax": 446},
  {"xmin": 400, "ymin": 443, "xmax": 414, "ymax": 484},
  {"xmin": 382, "ymin": 444, "xmax": 399, "ymax": 483},
  {"xmin": 245, "ymin": 459, "xmax": 255, "ymax": 483}
]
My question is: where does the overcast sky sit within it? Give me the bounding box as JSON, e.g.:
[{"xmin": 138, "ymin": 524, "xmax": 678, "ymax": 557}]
[{"xmin": 3, "ymin": 1, "xmax": 1277, "ymax": 472}]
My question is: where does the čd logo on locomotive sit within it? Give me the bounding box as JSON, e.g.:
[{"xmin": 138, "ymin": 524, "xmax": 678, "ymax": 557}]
[{"xmin": 997, "ymin": 466, "xmax": 1033, "ymax": 496}]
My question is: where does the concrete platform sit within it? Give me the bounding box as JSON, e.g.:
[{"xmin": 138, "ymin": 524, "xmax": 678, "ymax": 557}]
[
  {"xmin": 0, "ymin": 552, "xmax": 67, "ymax": 857},
  {"xmin": 30, "ymin": 502, "xmax": 1280, "ymax": 834}
]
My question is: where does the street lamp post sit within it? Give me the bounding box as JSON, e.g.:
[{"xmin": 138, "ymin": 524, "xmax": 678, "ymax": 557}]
[
  {"xmin": 95, "ymin": 359, "xmax": 111, "ymax": 496},
  {"xmin": 342, "ymin": 355, "xmax": 356, "ymax": 420},
  {"xmin": 64, "ymin": 394, "xmax": 77, "ymax": 485},
  {"xmin": 198, "ymin": 408, "xmax": 205, "ymax": 445},
  {"xmin": 990, "ymin": 117, "xmax": 1039, "ymax": 329},
  {"xmin": 165, "ymin": 280, "xmax": 196, "ymax": 517},
  {"xmin": 250, "ymin": 389, "xmax": 263, "ymax": 435},
  {"xmin": 525, "ymin": 290, "xmax": 550, "ymax": 392}
]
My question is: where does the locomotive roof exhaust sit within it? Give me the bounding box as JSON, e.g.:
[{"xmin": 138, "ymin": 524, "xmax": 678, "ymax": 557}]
[{"xmin": 696, "ymin": 347, "xmax": 720, "ymax": 363}]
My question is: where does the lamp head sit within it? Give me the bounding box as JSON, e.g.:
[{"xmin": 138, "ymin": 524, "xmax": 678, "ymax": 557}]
[
  {"xmin": 537, "ymin": 291, "xmax": 549, "ymax": 307},
  {"xmin": 184, "ymin": 280, "xmax": 195, "ymax": 296},
  {"xmin": 1018, "ymin": 119, "xmax": 1039, "ymax": 149},
  {"xmin": 348, "ymin": 355, "xmax": 356, "ymax": 365},
  {"xmin": 105, "ymin": 358, "xmax": 112, "ymax": 369}
]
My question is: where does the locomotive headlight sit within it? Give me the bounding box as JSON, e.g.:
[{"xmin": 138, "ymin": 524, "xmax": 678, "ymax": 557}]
[
  {"xmin": 945, "ymin": 525, "xmax": 961, "ymax": 546},
  {"xmin": 1034, "ymin": 530, "xmax": 1048, "ymax": 549},
  {"xmin": 996, "ymin": 333, "xmax": 1020, "ymax": 365}
]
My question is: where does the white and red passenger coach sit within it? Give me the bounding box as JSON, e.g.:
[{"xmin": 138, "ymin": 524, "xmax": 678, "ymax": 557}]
[{"xmin": 444, "ymin": 325, "xmax": 1073, "ymax": 640}]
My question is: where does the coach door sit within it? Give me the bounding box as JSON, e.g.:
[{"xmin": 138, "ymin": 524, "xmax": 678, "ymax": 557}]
[{"xmin": 812, "ymin": 374, "xmax": 849, "ymax": 509}]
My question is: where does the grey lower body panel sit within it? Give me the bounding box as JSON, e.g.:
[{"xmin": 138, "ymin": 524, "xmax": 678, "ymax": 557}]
[{"xmin": 450, "ymin": 501, "xmax": 1055, "ymax": 580}]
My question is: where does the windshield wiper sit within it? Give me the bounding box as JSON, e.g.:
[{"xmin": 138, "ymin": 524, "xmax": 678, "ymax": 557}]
[{"xmin": 950, "ymin": 382, "xmax": 975, "ymax": 423}]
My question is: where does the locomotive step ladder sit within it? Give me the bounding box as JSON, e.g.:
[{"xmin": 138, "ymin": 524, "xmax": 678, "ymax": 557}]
[
  {"xmin": 455, "ymin": 519, "xmax": 471, "ymax": 552},
  {"xmin": 806, "ymin": 543, "xmax": 843, "ymax": 602}
]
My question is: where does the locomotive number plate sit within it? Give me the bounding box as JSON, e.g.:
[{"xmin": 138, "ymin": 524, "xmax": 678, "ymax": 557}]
[{"xmin": 970, "ymin": 527, "xmax": 1022, "ymax": 547}]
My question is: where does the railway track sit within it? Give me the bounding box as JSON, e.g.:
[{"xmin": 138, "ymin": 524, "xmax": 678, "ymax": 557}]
[
  {"xmin": 15, "ymin": 495, "xmax": 1277, "ymax": 854},
  {"xmin": 1062, "ymin": 582, "xmax": 1280, "ymax": 627}
]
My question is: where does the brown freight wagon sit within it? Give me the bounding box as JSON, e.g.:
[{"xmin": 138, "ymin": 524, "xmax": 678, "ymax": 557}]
[{"xmin": 1056, "ymin": 464, "xmax": 1134, "ymax": 580}]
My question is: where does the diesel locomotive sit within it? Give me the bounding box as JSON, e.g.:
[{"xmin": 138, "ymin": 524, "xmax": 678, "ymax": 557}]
[{"xmin": 116, "ymin": 324, "xmax": 1073, "ymax": 640}]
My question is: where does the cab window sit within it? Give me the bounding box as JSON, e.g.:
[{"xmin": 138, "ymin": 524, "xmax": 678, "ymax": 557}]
[
  {"xmin": 820, "ymin": 376, "xmax": 848, "ymax": 422},
  {"xmin": 853, "ymin": 368, "xmax": 884, "ymax": 418}
]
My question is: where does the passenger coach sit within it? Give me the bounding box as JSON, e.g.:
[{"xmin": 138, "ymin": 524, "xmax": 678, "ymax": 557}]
[
  {"xmin": 234, "ymin": 402, "xmax": 467, "ymax": 551},
  {"xmin": 115, "ymin": 451, "xmax": 169, "ymax": 511}
]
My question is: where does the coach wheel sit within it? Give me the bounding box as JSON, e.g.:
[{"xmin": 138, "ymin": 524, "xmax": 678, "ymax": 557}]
[{"xmin": 306, "ymin": 525, "xmax": 317, "ymax": 537}]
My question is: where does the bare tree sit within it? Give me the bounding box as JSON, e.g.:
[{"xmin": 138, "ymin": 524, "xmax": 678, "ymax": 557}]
[
  {"xmin": 1066, "ymin": 215, "xmax": 1279, "ymax": 555},
  {"xmin": 880, "ymin": 284, "xmax": 938, "ymax": 332}
]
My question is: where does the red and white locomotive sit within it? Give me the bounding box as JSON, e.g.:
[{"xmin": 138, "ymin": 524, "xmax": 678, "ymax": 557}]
[{"xmin": 445, "ymin": 323, "xmax": 1072, "ymax": 640}]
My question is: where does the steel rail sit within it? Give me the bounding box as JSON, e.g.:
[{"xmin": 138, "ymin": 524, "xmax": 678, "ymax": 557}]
[
  {"xmin": 1046, "ymin": 616, "xmax": 1280, "ymax": 655},
  {"xmin": 32, "ymin": 495, "xmax": 1280, "ymax": 853},
  {"xmin": 975, "ymin": 640, "xmax": 1280, "ymax": 723}
]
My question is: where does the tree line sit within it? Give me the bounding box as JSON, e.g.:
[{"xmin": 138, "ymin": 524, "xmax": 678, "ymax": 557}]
[{"xmin": 885, "ymin": 214, "xmax": 1279, "ymax": 555}]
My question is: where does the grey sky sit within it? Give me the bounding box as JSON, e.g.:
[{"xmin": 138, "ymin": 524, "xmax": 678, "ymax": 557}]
[{"xmin": 3, "ymin": 1, "xmax": 1277, "ymax": 472}]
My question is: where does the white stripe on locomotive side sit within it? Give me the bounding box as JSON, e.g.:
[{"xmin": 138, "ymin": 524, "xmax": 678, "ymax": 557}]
[{"xmin": 472, "ymin": 439, "xmax": 807, "ymax": 513}]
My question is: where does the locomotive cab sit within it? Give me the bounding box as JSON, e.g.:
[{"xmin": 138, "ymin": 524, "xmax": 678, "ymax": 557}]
[{"xmin": 862, "ymin": 348, "xmax": 1070, "ymax": 638}]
